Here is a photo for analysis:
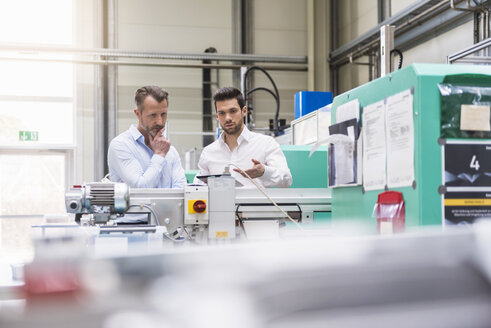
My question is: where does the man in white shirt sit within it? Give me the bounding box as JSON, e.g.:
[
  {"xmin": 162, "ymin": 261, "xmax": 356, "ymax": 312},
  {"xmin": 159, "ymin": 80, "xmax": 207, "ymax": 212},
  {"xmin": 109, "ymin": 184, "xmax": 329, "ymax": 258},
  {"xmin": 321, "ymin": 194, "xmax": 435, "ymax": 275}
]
[
  {"xmin": 108, "ymin": 85, "xmax": 186, "ymax": 188},
  {"xmin": 195, "ymin": 87, "xmax": 292, "ymax": 188}
]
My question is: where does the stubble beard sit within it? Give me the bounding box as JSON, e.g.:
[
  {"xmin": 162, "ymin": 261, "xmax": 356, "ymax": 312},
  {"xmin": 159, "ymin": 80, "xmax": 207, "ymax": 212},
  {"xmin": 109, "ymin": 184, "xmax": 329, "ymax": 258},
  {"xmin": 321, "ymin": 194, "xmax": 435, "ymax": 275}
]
[
  {"xmin": 143, "ymin": 123, "xmax": 164, "ymax": 138},
  {"xmin": 223, "ymin": 120, "xmax": 243, "ymax": 136}
]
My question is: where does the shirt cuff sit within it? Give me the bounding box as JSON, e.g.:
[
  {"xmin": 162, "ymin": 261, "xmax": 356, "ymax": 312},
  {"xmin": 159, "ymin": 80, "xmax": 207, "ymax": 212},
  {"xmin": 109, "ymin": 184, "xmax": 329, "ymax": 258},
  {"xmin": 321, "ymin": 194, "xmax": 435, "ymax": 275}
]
[
  {"xmin": 151, "ymin": 154, "xmax": 167, "ymax": 167},
  {"xmin": 262, "ymin": 165, "xmax": 274, "ymax": 180}
]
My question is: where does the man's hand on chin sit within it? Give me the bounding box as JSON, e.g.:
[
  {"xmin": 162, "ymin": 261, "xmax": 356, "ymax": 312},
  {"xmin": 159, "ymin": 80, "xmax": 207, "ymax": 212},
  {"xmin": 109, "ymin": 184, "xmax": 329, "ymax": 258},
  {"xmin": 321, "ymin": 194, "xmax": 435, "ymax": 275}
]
[{"xmin": 149, "ymin": 127, "xmax": 171, "ymax": 157}]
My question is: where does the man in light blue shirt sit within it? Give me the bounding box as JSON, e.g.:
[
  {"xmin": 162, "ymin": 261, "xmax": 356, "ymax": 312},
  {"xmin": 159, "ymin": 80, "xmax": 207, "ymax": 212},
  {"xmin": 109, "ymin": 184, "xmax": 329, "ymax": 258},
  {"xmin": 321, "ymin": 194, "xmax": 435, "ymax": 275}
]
[{"xmin": 107, "ymin": 85, "xmax": 186, "ymax": 188}]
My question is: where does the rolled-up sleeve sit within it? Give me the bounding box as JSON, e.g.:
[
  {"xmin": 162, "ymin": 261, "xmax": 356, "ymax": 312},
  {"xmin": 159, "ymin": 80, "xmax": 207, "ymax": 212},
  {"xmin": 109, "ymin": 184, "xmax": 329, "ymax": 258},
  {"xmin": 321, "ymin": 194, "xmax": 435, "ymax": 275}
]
[
  {"xmin": 259, "ymin": 139, "xmax": 292, "ymax": 188},
  {"xmin": 108, "ymin": 139, "xmax": 165, "ymax": 188}
]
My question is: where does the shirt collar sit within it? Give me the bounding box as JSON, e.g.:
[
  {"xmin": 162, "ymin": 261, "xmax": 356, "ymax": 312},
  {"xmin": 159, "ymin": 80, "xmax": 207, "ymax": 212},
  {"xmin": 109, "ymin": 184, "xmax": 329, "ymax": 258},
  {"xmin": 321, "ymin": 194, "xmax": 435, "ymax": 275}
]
[
  {"xmin": 219, "ymin": 125, "xmax": 252, "ymax": 145},
  {"xmin": 130, "ymin": 124, "xmax": 144, "ymax": 142}
]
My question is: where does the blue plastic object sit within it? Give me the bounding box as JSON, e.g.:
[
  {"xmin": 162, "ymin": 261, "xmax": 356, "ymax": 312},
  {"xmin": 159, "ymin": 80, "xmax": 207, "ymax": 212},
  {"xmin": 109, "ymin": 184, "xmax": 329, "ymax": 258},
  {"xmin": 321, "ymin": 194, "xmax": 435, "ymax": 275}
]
[{"xmin": 294, "ymin": 91, "xmax": 333, "ymax": 119}]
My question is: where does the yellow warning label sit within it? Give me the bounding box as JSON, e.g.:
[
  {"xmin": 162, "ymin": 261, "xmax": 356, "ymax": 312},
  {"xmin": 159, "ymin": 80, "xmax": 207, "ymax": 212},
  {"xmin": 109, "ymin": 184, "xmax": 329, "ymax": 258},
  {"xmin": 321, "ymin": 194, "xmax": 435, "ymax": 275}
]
[
  {"xmin": 215, "ymin": 231, "xmax": 229, "ymax": 238},
  {"xmin": 445, "ymin": 199, "xmax": 491, "ymax": 206}
]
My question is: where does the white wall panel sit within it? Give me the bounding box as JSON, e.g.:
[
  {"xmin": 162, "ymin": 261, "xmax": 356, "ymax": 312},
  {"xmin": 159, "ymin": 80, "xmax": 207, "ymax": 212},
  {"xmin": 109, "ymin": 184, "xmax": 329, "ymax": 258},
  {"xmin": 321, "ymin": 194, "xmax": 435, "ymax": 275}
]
[
  {"xmin": 254, "ymin": 0, "xmax": 308, "ymax": 132},
  {"xmin": 391, "ymin": 0, "xmax": 417, "ymax": 17},
  {"xmin": 255, "ymin": 30, "xmax": 307, "ymax": 56},
  {"xmin": 255, "ymin": 0, "xmax": 306, "ymax": 31},
  {"xmin": 118, "ymin": 25, "xmax": 233, "ymax": 53},
  {"xmin": 402, "ymin": 21, "xmax": 474, "ymax": 65},
  {"xmin": 118, "ymin": 0, "xmax": 231, "ymax": 28},
  {"xmin": 338, "ymin": 0, "xmax": 378, "ymax": 45}
]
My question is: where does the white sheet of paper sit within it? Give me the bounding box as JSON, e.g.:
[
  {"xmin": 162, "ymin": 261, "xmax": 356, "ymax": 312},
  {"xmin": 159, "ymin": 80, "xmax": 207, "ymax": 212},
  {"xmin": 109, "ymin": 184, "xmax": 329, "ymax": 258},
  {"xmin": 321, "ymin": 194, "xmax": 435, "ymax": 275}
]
[
  {"xmin": 334, "ymin": 140, "xmax": 354, "ymax": 184},
  {"xmin": 318, "ymin": 104, "xmax": 332, "ymax": 141},
  {"xmin": 362, "ymin": 100, "xmax": 387, "ymax": 191},
  {"xmin": 356, "ymin": 133, "xmax": 363, "ymax": 186},
  {"xmin": 336, "ymin": 99, "xmax": 360, "ymax": 123},
  {"xmin": 386, "ymin": 89, "xmax": 414, "ymax": 188},
  {"xmin": 460, "ymin": 104, "xmax": 491, "ymax": 131},
  {"xmin": 331, "ymin": 99, "xmax": 359, "ymax": 186},
  {"xmin": 310, "ymin": 134, "xmax": 351, "ymax": 157}
]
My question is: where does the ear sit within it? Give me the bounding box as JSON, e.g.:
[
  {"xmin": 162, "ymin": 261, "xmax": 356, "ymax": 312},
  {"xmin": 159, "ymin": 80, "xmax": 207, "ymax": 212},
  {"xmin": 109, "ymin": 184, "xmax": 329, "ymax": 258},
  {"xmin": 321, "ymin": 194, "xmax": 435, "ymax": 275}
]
[
  {"xmin": 241, "ymin": 106, "xmax": 247, "ymax": 117},
  {"xmin": 134, "ymin": 108, "xmax": 140, "ymax": 119}
]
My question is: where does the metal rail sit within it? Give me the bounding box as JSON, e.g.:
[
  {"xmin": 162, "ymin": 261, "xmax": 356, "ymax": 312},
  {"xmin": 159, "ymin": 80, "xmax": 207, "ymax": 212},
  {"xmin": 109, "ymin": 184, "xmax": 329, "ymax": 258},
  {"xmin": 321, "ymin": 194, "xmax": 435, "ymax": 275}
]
[
  {"xmin": 0, "ymin": 55, "xmax": 307, "ymax": 71},
  {"xmin": 447, "ymin": 36, "xmax": 491, "ymax": 62},
  {"xmin": 0, "ymin": 43, "xmax": 307, "ymax": 64},
  {"xmin": 330, "ymin": 0, "xmax": 463, "ymax": 67}
]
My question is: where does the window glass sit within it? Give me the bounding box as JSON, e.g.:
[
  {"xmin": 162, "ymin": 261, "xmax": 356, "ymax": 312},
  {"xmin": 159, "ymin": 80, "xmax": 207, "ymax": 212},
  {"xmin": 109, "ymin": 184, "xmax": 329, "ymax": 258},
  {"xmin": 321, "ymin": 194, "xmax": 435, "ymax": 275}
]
[
  {"xmin": 0, "ymin": 101, "xmax": 73, "ymax": 146},
  {"xmin": 0, "ymin": 0, "xmax": 72, "ymax": 45},
  {"xmin": 0, "ymin": 61, "xmax": 73, "ymax": 98},
  {"xmin": 0, "ymin": 0, "xmax": 74, "ymax": 267},
  {"xmin": 0, "ymin": 152, "xmax": 66, "ymax": 216},
  {"xmin": 0, "ymin": 217, "xmax": 44, "ymax": 264}
]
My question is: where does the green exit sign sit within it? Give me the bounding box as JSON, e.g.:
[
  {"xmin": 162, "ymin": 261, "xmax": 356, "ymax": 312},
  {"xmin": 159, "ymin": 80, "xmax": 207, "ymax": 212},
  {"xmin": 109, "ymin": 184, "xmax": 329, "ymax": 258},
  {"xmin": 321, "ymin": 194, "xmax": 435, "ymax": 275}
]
[{"xmin": 19, "ymin": 131, "xmax": 39, "ymax": 141}]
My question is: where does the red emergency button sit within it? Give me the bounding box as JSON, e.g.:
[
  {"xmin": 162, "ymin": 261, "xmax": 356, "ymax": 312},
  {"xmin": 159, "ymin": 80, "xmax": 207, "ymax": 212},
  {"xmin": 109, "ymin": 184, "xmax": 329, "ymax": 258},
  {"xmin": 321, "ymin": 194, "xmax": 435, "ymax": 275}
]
[{"xmin": 193, "ymin": 200, "xmax": 206, "ymax": 213}]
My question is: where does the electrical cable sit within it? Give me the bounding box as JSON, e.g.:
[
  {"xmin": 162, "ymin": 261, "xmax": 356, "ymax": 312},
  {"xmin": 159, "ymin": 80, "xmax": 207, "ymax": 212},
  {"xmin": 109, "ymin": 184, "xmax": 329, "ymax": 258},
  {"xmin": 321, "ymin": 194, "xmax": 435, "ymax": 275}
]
[
  {"xmin": 101, "ymin": 173, "xmax": 111, "ymax": 182},
  {"xmin": 242, "ymin": 66, "xmax": 281, "ymax": 136},
  {"xmin": 246, "ymin": 87, "xmax": 280, "ymax": 132},
  {"xmin": 127, "ymin": 205, "xmax": 193, "ymax": 243},
  {"xmin": 129, "ymin": 204, "xmax": 187, "ymax": 243},
  {"xmin": 246, "ymin": 87, "xmax": 278, "ymax": 100},
  {"xmin": 228, "ymin": 163, "xmax": 304, "ymax": 230},
  {"xmin": 235, "ymin": 210, "xmax": 248, "ymax": 239},
  {"xmin": 390, "ymin": 49, "xmax": 403, "ymax": 70}
]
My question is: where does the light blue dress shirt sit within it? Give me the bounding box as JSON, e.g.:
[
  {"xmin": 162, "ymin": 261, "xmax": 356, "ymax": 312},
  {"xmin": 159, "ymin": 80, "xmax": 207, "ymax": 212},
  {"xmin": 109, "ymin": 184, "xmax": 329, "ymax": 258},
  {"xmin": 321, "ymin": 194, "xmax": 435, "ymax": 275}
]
[{"xmin": 107, "ymin": 124, "xmax": 186, "ymax": 188}]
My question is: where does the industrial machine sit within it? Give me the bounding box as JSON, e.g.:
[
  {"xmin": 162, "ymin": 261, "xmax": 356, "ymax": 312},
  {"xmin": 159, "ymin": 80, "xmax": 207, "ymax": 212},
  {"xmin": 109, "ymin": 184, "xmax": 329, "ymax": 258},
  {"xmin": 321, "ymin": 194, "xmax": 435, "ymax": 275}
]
[
  {"xmin": 330, "ymin": 63, "xmax": 491, "ymax": 231},
  {"xmin": 65, "ymin": 182, "xmax": 130, "ymax": 224},
  {"xmin": 65, "ymin": 177, "xmax": 331, "ymax": 242}
]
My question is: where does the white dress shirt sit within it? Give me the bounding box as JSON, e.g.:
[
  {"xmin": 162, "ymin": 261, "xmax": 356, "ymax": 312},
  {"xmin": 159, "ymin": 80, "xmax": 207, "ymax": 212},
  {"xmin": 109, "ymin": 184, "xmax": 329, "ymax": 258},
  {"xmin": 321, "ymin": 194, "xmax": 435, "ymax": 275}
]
[
  {"xmin": 108, "ymin": 124, "xmax": 186, "ymax": 188},
  {"xmin": 195, "ymin": 126, "xmax": 292, "ymax": 188}
]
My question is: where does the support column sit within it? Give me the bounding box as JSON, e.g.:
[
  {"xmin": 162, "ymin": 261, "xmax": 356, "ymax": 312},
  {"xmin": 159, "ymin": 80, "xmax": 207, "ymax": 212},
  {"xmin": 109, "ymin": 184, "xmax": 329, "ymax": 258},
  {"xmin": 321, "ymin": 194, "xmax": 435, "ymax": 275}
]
[
  {"xmin": 94, "ymin": 0, "xmax": 118, "ymax": 180},
  {"xmin": 308, "ymin": 0, "xmax": 330, "ymax": 92},
  {"xmin": 94, "ymin": 0, "xmax": 105, "ymax": 181}
]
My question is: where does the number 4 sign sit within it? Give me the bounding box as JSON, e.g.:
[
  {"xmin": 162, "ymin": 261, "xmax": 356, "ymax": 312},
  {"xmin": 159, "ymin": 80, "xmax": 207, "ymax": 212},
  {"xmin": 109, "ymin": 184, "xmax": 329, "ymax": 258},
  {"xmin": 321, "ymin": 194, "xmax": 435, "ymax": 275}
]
[{"xmin": 470, "ymin": 155, "xmax": 480, "ymax": 171}]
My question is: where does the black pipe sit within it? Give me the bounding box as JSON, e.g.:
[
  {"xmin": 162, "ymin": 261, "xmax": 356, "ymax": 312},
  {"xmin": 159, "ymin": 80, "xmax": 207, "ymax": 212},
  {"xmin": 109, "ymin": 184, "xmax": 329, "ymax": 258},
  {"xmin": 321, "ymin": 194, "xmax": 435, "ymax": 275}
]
[
  {"xmin": 242, "ymin": 66, "xmax": 281, "ymax": 136},
  {"xmin": 390, "ymin": 49, "xmax": 403, "ymax": 70},
  {"xmin": 202, "ymin": 47, "xmax": 217, "ymax": 147}
]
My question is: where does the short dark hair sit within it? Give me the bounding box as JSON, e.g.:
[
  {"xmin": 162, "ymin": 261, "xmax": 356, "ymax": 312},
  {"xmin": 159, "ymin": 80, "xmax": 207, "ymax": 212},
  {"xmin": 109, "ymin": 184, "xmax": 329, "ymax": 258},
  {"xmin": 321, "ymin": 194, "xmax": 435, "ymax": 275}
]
[
  {"xmin": 135, "ymin": 85, "xmax": 168, "ymax": 112},
  {"xmin": 213, "ymin": 87, "xmax": 245, "ymax": 110}
]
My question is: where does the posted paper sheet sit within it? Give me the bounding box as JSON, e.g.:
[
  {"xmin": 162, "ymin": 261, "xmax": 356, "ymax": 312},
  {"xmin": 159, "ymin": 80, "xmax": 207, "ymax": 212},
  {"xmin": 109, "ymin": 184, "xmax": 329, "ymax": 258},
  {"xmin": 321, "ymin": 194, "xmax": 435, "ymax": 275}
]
[
  {"xmin": 336, "ymin": 99, "xmax": 360, "ymax": 123},
  {"xmin": 328, "ymin": 119, "xmax": 358, "ymax": 186},
  {"xmin": 362, "ymin": 100, "xmax": 387, "ymax": 191},
  {"xmin": 386, "ymin": 89, "xmax": 414, "ymax": 188}
]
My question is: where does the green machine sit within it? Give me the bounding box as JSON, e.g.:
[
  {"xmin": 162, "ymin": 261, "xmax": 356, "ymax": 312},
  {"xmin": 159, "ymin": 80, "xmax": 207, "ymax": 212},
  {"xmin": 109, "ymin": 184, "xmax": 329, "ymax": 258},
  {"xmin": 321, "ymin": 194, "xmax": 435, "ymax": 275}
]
[
  {"xmin": 282, "ymin": 145, "xmax": 331, "ymax": 224},
  {"xmin": 331, "ymin": 63, "xmax": 491, "ymax": 231},
  {"xmin": 281, "ymin": 145, "xmax": 328, "ymax": 188}
]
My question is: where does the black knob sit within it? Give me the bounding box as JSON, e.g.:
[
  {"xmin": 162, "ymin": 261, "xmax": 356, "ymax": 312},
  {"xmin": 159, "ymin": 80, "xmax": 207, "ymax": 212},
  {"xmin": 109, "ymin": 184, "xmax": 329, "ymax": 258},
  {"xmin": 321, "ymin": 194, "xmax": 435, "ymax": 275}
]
[{"xmin": 70, "ymin": 201, "xmax": 78, "ymax": 209}]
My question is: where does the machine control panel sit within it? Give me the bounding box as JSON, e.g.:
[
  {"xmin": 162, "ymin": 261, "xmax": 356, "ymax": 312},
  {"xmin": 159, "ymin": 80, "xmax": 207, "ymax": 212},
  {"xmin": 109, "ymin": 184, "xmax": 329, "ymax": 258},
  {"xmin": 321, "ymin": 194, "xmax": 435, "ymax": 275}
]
[{"xmin": 184, "ymin": 185, "xmax": 209, "ymax": 225}]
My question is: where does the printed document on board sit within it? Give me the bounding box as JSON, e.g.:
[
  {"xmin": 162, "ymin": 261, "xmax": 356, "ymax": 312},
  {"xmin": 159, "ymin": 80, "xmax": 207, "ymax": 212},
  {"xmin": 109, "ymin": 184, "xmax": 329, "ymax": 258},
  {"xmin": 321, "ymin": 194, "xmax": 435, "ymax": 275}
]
[
  {"xmin": 362, "ymin": 100, "xmax": 387, "ymax": 191},
  {"xmin": 386, "ymin": 89, "xmax": 414, "ymax": 188},
  {"xmin": 336, "ymin": 99, "xmax": 360, "ymax": 123},
  {"xmin": 328, "ymin": 118, "xmax": 359, "ymax": 186}
]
